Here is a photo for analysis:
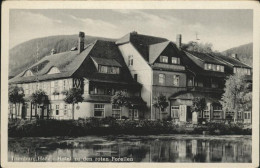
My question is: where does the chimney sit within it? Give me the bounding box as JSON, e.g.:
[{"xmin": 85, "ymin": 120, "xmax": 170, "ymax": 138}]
[
  {"xmin": 176, "ymin": 34, "xmax": 182, "ymax": 49},
  {"xmin": 231, "ymin": 53, "xmax": 238, "ymax": 59},
  {"xmin": 78, "ymin": 31, "xmax": 85, "ymax": 54},
  {"xmin": 51, "ymin": 48, "xmax": 56, "ymax": 55}
]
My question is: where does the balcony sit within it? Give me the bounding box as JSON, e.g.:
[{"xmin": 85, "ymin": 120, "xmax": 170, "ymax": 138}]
[
  {"xmin": 152, "ymin": 63, "xmax": 185, "ymax": 71},
  {"xmin": 188, "ymin": 86, "xmax": 223, "ymax": 93}
]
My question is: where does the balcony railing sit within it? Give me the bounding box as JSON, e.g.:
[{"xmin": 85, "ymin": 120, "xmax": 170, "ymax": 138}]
[
  {"xmin": 188, "ymin": 86, "xmax": 223, "ymax": 93},
  {"xmin": 152, "ymin": 63, "xmax": 185, "ymax": 71}
]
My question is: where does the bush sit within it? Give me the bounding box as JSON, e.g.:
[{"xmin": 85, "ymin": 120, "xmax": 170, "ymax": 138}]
[
  {"xmin": 8, "ymin": 119, "xmax": 251, "ymax": 137},
  {"xmin": 192, "ymin": 122, "xmax": 251, "ymax": 135}
]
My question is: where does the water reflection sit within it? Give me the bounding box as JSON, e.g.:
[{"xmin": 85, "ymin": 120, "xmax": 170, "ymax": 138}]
[{"xmin": 8, "ymin": 135, "xmax": 251, "ymax": 162}]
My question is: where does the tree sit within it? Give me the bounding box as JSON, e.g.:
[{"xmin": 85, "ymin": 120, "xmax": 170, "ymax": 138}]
[
  {"xmin": 220, "ymin": 74, "xmax": 252, "ymax": 123},
  {"xmin": 30, "ymin": 89, "xmax": 50, "ymax": 119},
  {"xmin": 63, "ymin": 88, "xmax": 84, "ymax": 120},
  {"xmin": 182, "ymin": 41, "xmax": 213, "ymax": 53},
  {"xmin": 152, "ymin": 94, "xmax": 169, "ymax": 120},
  {"xmin": 191, "ymin": 97, "xmax": 206, "ymax": 121},
  {"xmin": 8, "ymin": 85, "xmax": 25, "ymax": 120},
  {"xmin": 111, "ymin": 91, "xmax": 130, "ymax": 120}
]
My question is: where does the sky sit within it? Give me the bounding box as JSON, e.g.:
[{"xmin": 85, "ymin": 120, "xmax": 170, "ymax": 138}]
[{"xmin": 9, "ymin": 9, "xmax": 253, "ymax": 51}]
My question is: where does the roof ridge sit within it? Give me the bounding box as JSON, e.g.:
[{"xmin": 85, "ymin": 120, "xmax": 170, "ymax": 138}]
[{"xmin": 131, "ymin": 32, "xmax": 168, "ymax": 41}]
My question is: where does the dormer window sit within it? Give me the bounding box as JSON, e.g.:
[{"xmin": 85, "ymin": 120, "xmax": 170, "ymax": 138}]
[
  {"xmin": 23, "ymin": 70, "xmax": 34, "ymax": 77},
  {"xmin": 160, "ymin": 56, "xmax": 168, "ymax": 63},
  {"xmin": 47, "ymin": 67, "xmax": 60, "ymax": 74},
  {"xmin": 204, "ymin": 63, "xmax": 224, "ymax": 72},
  {"xmin": 98, "ymin": 65, "xmax": 120, "ymax": 74},
  {"xmin": 233, "ymin": 67, "xmax": 251, "ymax": 75}
]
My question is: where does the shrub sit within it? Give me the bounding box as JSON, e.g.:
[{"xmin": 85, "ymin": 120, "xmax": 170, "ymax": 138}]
[{"xmin": 8, "ymin": 119, "xmax": 251, "ymax": 137}]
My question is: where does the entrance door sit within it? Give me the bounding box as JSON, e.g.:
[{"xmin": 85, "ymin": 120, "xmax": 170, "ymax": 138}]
[
  {"xmin": 21, "ymin": 105, "xmax": 26, "ymax": 119},
  {"xmin": 187, "ymin": 106, "xmax": 192, "ymax": 122}
]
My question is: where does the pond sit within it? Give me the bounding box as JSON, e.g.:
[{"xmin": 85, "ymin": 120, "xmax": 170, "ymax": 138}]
[{"xmin": 8, "ymin": 135, "xmax": 251, "ymax": 162}]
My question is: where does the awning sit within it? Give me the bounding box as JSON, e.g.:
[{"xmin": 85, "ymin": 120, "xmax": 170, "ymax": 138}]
[{"xmin": 169, "ymin": 91, "xmax": 221, "ymax": 104}]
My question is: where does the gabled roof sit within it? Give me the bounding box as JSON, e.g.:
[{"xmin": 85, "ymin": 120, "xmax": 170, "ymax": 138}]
[
  {"xmin": 91, "ymin": 57, "xmax": 122, "ymax": 67},
  {"xmin": 210, "ymin": 53, "xmax": 251, "ymax": 69},
  {"xmin": 149, "ymin": 41, "xmax": 171, "ymax": 64},
  {"xmin": 9, "ymin": 42, "xmax": 95, "ymax": 83},
  {"xmin": 116, "ymin": 32, "xmax": 168, "ymax": 62},
  {"xmin": 185, "ymin": 51, "xmax": 225, "ymax": 65},
  {"xmin": 9, "ymin": 40, "xmax": 138, "ymax": 85},
  {"xmin": 180, "ymin": 51, "xmax": 227, "ymax": 78},
  {"xmin": 169, "ymin": 91, "xmax": 222, "ymax": 103}
]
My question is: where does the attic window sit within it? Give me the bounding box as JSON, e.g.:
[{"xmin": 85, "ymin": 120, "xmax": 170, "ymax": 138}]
[
  {"xmin": 23, "ymin": 70, "xmax": 34, "ymax": 77},
  {"xmin": 47, "ymin": 67, "xmax": 60, "ymax": 74},
  {"xmin": 160, "ymin": 56, "xmax": 168, "ymax": 63},
  {"xmin": 172, "ymin": 57, "xmax": 180, "ymax": 64},
  {"xmin": 233, "ymin": 67, "xmax": 251, "ymax": 75},
  {"xmin": 204, "ymin": 63, "xmax": 224, "ymax": 72},
  {"xmin": 98, "ymin": 65, "xmax": 120, "ymax": 74}
]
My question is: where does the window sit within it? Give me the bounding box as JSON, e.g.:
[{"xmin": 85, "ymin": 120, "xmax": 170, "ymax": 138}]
[
  {"xmin": 244, "ymin": 112, "xmax": 251, "ymax": 119},
  {"xmin": 216, "ymin": 65, "xmax": 220, "ymax": 71},
  {"xmin": 112, "ymin": 105, "xmax": 121, "ymax": 119},
  {"xmin": 64, "ymin": 105, "xmax": 68, "ymax": 116},
  {"xmin": 54, "ymin": 81, "xmax": 59, "ymax": 91},
  {"xmin": 213, "ymin": 105, "xmax": 222, "ymax": 119},
  {"xmin": 99, "ymin": 66, "xmax": 108, "ymax": 73},
  {"xmin": 63, "ymin": 80, "xmax": 66, "ymax": 91},
  {"xmin": 173, "ymin": 75, "xmax": 180, "ymax": 86},
  {"xmin": 94, "ymin": 104, "xmax": 104, "ymax": 117},
  {"xmin": 171, "ymin": 106, "xmax": 179, "ymax": 118},
  {"xmin": 129, "ymin": 109, "xmax": 139, "ymax": 120},
  {"xmin": 171, "ymin": 57, "xmax": 180, "ymax": 64},
  {"xmin": 134, "ymin": 109, "xmax": 139, "ymax": 119},
  {"xmin": 160, "ymin": 56, "xmax": 168, "ymax": 63},
  {"xmin": 23, "ymin": 70, "xmax": 34, "ymax": 77},
  {"xmin": 203, "ymin": 106, "xmax": 210, "ymax": 118},
  {"xmin": 108, "ymin": 67, "xmax": 120, "ymax": 74},
  {"xmin": 212, "ymin": 64, "xmax": 216, "ymax": 71},
  {"xmin": 134, "ymin": 74, "xmax": 138, "ymax": 81},
  {"xmin": 237, "ymin": 112, "xmax": 242, "ymax": 119},
  {"xmin": 204, "ymin": 64, "xmax": 208, "ymax": 70},
  {"xmin": 208, "ymin": 64, "xmax": 212, "ymax": 70},
  {"xmin": 220, "ymin": 66, "xmax": 224, "ymax": 72},
  {"xmin": 47, "ymin": 67, "xmax": 60, "ymax": 74},
  {"xmin": 99, "ymin": 66, "xmax": 120, "ymax": 74},
  {"xmin": 234, "ymin": 67, "xmax": 251, "ymax": 75},
  {"xmin": 128, "ymin": 55, "xmax": 133, "ymax": 66},
  {"xmin": 56, "ymin": 105, "xmax": 59, "ymax": 115},
  {"xmin": 159, "ymin": 74, "xmax": 165, "ymax": 85},
  {"xmin": 247, "ymin": 69, "xmax": 251, "ymax": 75}
]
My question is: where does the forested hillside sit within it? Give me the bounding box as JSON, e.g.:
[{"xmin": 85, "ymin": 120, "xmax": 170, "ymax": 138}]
[{"xmin": 222, "ymin": 43, "xmax": 253, "ymax": 66}]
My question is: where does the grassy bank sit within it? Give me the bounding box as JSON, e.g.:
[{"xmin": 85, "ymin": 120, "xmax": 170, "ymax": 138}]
[{"xmin": 8, "ymin": 117, "xmax": 251, "ymax": 137}]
